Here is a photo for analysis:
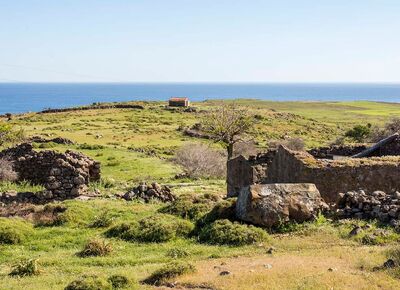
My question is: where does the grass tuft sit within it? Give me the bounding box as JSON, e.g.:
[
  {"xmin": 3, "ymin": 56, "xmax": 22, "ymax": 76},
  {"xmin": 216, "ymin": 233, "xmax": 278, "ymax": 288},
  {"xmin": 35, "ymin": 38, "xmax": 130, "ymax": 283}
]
[{"xmin": 141, "ymin": 261, "xmax": 196, "ymax": 286}]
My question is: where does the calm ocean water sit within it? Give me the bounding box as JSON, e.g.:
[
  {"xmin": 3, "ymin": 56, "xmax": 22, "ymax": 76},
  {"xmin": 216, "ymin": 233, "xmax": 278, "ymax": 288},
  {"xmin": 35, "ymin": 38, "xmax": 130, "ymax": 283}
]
[{"xmin": 1, "ymin": 83, "xmax": 400, "ymax": 114}]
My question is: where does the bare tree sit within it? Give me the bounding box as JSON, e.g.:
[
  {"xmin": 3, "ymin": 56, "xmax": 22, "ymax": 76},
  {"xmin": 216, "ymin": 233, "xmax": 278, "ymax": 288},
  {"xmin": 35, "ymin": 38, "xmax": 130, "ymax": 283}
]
[{"xmin": 201, "ymin": 103, "xmax": 253, "ymax": 160}]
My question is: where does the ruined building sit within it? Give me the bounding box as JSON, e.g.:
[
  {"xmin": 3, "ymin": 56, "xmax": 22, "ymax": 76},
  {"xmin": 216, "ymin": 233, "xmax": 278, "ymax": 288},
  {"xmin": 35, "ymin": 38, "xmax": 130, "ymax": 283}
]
[
  {"xmin": 228, "ymin": 133, "xmax": 400, "ymax": 203},
  {"xmin": 0, "ymin": 143, "xmax": 101, "ymax": 200}
]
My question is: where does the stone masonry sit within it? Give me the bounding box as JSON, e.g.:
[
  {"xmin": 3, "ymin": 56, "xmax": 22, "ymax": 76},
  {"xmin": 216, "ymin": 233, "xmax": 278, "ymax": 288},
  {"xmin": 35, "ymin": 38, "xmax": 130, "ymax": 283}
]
[{"xmin": 0, "ymin": 143, "xmax": 101, "ymax": 199}]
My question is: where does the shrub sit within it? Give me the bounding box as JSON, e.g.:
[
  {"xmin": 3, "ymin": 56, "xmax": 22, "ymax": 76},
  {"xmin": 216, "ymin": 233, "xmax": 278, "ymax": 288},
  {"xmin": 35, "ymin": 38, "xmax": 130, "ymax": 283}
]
[
  {"xmin": 159, "ymin": 193, "xmax": 221, "ymax": 220},
  {"xmin": 370, "ymin": 117, "xmax": 400, "ymax": 142},
  {"xmin": 141, "ymin": 262, "xmax": 196, "ymax": 286},
  {"xmin": 77, "ymin": 239, "xmax": 112, "ymax": 257},
  {"xmin": 0, "ymin": 158, "xmax": 18, "ymax": 182},
  {"xmin": 9, "ymin": 259, "xmax": 40, "ymax": 277},
  {"xmin": 65, "ymin": 275, "xmax": 112, "ymax": 290},
  {"xmin": 198, "ymin": 219, "xmax": 269, "ymax": 246},
  {"xmin": 345, "ymin": 124, "xmax": 371, "ymax": 142},
  {"xmin": 105, "ymin": 215, "xmax": 194, "ymax": 243},
  {"xmin": 174, "ymin": 143, "xmax": 226, "ymax": 179},
  {"xmin": 268, "ymin": 137, "xmax": 305, "ymax": 151},
  {"xmin": 0, "ymin": 122, "xmax": 25, "ymax": 146},
  {"xmin": 77, "ymin": 143, "xmax": 105, "ymax": 150},
  {"xmin": 89, "ymin": 212, "xmax": 115, "ymax": 228},
  {"xmin": 387, "ymin": 247, "xmax": 400, "ymax": 267},
  {"xmin": 166, "ymin": 248, "xmax": 190, "ymax": 259},
  {"xmin": 284, "ymin": 137, "xmax": 305, "ymax": 151},
  {"xmin": 107, "ymin": 275, "xmax": 130, "ymax": 289},
  {"xmin": 195, "ymin": 198, "xmax": 237, "ymax": 229},
  {"xmin": 233, "ymin": 141, "xmax": 258, "ymax": 158},
  {"xmin": 0, "ymin": 217, "xmax": 32, "ymax": 244}
]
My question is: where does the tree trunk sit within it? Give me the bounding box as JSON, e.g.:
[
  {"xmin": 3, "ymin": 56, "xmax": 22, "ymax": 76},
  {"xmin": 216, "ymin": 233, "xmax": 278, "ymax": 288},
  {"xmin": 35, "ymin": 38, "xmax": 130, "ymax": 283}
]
[{"xmin": 227, "ymin": 143, "xmax": 234, "ymax": 160}]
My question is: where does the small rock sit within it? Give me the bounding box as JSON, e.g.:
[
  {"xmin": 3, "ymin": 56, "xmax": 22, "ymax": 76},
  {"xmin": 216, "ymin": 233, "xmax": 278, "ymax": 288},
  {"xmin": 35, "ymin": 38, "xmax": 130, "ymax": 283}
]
[
  {"xmin": 349, "ymin": 226, "xmax": 362, "ymax": 237},
  {"xmin": 219, "ymin": 271, "xmax": 231, "ymax": 276},
  {"xmin": 383, "ymin": 259, "xmax": 396, "ymax": 268},
  {"xmin": 266, "ymin": 247, "xmax": 276, "ymax": 254},
  {"xmin": 264, "ymin": 264, "xmax": 273, "ymax": 269},
  {"xmin": 328, "ymin": 267, "xmax": 337, "ymax": 272}
]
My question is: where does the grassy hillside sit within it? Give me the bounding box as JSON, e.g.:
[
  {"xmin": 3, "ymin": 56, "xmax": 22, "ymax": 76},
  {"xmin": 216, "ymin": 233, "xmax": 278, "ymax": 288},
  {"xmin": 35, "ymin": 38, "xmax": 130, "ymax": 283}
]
[{"xmin": 1, "ymin": 100, "xmax": 400, "ymax": 289}]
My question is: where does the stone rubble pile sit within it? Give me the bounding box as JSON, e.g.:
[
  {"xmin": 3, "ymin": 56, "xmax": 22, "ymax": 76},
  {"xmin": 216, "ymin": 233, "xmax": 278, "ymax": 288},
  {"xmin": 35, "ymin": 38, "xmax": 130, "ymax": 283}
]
[
  {"xmin": 336, "ymin": 190, "xmax": 400, "ymax": 226},
  {"xmin": 0, "ymin": 143, "xmax": 101, "ymax": 200},
  {"xmin": 123, "ymin": 182, "xmax": 176, "ymax": 203}
]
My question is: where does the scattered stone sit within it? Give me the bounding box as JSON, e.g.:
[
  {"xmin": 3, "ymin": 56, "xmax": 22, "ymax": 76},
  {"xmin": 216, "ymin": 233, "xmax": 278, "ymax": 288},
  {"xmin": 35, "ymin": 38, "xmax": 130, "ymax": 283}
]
[
  {"xmin": 349, "ymin": 226, "xmax": 362, "ymax": 237},
  {"xmin": 236, "ymin": 183, "xmax": 328, "ymax": 227},
  {"xmin": 219, "ymin": 271, "xmax": 231, "ymax": 276},
  {"xmin": 266, "ymin": 247, "xmax": 276, "ymax": 254},
  {"xmin": 383, "ymin": 259, "xmax": 396, "ymax": 268},
  {"xmin": 122, "ymin": 182, "xmax": 176, "ymax": 203},
  {"xmin": 336, "ymin": 190, "xmax": 400, "ymax": 226},
  {"xmin": 264, "ymin": 264, "xmax": 273, "ymax": 269}
]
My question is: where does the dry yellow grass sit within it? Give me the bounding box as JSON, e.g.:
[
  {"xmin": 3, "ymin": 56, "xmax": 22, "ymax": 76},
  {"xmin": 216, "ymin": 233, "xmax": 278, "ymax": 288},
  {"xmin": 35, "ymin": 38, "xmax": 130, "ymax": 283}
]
[{"xmin": 173, "ymin": 248, "xmax": 399, "ymax": 290}]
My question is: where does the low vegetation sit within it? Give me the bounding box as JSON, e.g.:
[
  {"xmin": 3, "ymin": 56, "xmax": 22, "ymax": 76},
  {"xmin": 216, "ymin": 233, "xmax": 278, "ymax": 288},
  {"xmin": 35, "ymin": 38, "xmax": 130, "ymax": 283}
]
[
  {"xmin": 77, "ymin": 239, "xmax": 113, "ymax": 257},
  {"xmin": 198, "ymin": 219, "xmax": 269, "ymax": 246},
  {"xmin": 9, "ymin": 259, "xmax": 40, "ymax": 277},
  {"xmin": 105, "ymin": 214, "xmax": 194, "ymax": 243},
  {"xmin": 141, "ymin": 261, "xmax": 196, "ymax": 286},
  {"xmin": 174, "ymin": 143, "xmax": 226, "ymax": 179},
  {"xmin": 2, "ymin": 100, "xmax": 400, "ymax": 289},
  {"xmin": 0, "ymin": 217, "xmax": 32, "ymax": 244},
  {"xmin": 0, "ymin": 158, "xmax": 18, "ymax": 182}
]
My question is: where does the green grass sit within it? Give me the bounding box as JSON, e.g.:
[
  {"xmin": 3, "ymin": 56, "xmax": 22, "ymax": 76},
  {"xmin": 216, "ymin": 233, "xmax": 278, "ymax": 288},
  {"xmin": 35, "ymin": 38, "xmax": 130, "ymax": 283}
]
[{"xmin": 2, "ymin": 100, "xmax": 400, "ymax": 289}]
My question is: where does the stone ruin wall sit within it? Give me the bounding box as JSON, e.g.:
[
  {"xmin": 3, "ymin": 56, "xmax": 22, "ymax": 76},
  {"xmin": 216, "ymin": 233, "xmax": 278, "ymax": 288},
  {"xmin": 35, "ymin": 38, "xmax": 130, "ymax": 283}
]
[
  {"xmin": 0, "ymin": 143, "xmax": 101, "ymax": 200},
  {"xmin": 228, "ymin": 146, "xmax": 400, "ymax": 203}
]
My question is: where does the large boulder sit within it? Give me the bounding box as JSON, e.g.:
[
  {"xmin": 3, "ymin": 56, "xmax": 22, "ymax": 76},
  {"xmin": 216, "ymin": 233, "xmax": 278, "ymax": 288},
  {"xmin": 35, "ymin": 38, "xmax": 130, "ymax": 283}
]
[{"xmin": 236, "ymin": 183, "xmax": 328, "ymax": 227}]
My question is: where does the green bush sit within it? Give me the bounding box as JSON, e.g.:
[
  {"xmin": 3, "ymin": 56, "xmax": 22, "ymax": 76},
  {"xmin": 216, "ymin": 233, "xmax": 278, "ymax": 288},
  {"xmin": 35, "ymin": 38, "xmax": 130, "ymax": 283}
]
[
  {"xmin": 9, "ymin": 259, "xmax": 40, "ymax": 277},
  {"xmin": 0, "ymin": 217, "xmax": 32, "ymax": 244},
  {"xmin": 89, "ymin": 212, "xmax": 115, "ymax": 228},
  {"xmin": 77, "ymin": 143, "xmax": 105, "ymax": 150},
  {"xmin": 159, "ymin": 193, "xmax": 220, "ymax": 220},
  {"xmin": 65, "ymin": 275, "xmax": 112, "ymax": 290},
  {"xmin": 107, "ymin": 275, "xmax": 130, "ymax": 289},
  {"xmin": 104, "ymin": 214, "xmax": 193, "ymax": 243},
  {"xmin": 198, "ymin": 219, "xmax": 269, "ymax": 246},
  {"xmin": 387, "ymin": 247, "xmax": 400, "ymax": 267},
  {"xmin": 196, "ymin": 198, "xmax": 236, "ymax": 229},
  {"xmin": 166, "ymin": 248, "xmax": 190, "ymax": 259},
  {"xmin": 345, "ymin": 124, "xmax": 371, "ymax": 142},
  {"xmin": 141, "ymin": 262, "xmax": 195, "ymax": 286},
  {"xmin": 77, "ymin": 239, "xmax": 112, "ymax": 257}
]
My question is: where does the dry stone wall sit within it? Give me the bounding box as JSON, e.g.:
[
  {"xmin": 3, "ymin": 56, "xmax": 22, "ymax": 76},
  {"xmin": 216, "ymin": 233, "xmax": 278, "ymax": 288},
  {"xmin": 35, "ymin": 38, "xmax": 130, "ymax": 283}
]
[
  {"xmin": 0, "ymin": 143, "xmax": 100, "ymax": 199},
  {"xmin": 227, "ymin": 146, "xmax": 400, "ymax": 204}
]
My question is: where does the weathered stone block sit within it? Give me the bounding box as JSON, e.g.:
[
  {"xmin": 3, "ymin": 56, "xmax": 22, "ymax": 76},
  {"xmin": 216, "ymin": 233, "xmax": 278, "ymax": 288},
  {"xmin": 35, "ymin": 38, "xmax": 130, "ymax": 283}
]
[{"xmin": 236, "ymin": 183, "xmax": 328, "ymax": 227}]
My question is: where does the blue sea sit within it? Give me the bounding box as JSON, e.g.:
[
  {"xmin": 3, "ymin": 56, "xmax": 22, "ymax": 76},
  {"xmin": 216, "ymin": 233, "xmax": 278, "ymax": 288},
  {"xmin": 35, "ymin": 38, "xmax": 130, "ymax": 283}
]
[{"xmin": 1, "ymin": 83, "xmax": 400, "ymax": 114}]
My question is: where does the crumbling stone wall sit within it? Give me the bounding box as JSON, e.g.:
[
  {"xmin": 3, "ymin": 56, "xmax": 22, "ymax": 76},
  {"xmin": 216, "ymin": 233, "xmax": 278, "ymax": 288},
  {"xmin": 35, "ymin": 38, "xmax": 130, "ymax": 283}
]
[
  {"xmin": 227, "ymin": 150, "xmax": 276, "ymax": 197},
  {"xmin": 308, "ymin": 145, "xmax": 367, "ymax": 159},
  {"xmin": 228, "ymin": 146, "xmax": 400, "ymax": 203},
  {"xmin": 0, "ymin": 143, "xmax": 100, "ymax": 199}
]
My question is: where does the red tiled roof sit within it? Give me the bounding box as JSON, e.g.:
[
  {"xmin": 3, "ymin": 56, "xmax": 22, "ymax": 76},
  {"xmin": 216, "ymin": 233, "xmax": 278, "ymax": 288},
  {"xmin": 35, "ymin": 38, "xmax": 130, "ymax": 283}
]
[{"xmin": 169, "ymin": 97, "xmax": 188, "ymax": 101}]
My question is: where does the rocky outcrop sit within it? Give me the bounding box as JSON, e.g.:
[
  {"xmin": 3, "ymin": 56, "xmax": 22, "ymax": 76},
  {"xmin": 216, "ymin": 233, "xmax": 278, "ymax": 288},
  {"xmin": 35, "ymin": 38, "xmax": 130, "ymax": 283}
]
[
  {"xmin": 123, "ymin": 182, "xmax": 176, "ymax": 203},
  {"xmin": 336, "ymin": 190, "xmax": 400, "ymax": 226},
  {"xmin": 0, "ymin": 143, "xmax": 101, "ymax": 199},
  {"xmin": 236, "ymin": 183, "xmax": 328, "ymax": 228}
]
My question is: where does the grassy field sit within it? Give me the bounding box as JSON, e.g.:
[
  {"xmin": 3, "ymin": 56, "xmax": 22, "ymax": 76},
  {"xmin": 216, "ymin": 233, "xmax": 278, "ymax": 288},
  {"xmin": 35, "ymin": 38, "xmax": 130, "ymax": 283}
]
[{"xmin": 1, "ymin": 100, "xmax": 400, "ymax": 289}]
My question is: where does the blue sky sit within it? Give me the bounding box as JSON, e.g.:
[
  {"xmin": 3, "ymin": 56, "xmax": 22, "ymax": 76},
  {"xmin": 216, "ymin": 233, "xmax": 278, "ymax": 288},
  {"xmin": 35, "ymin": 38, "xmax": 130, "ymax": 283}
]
[{"xmin": 0, "ymin": 0, "xmax": 399, "ymax": 82}]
